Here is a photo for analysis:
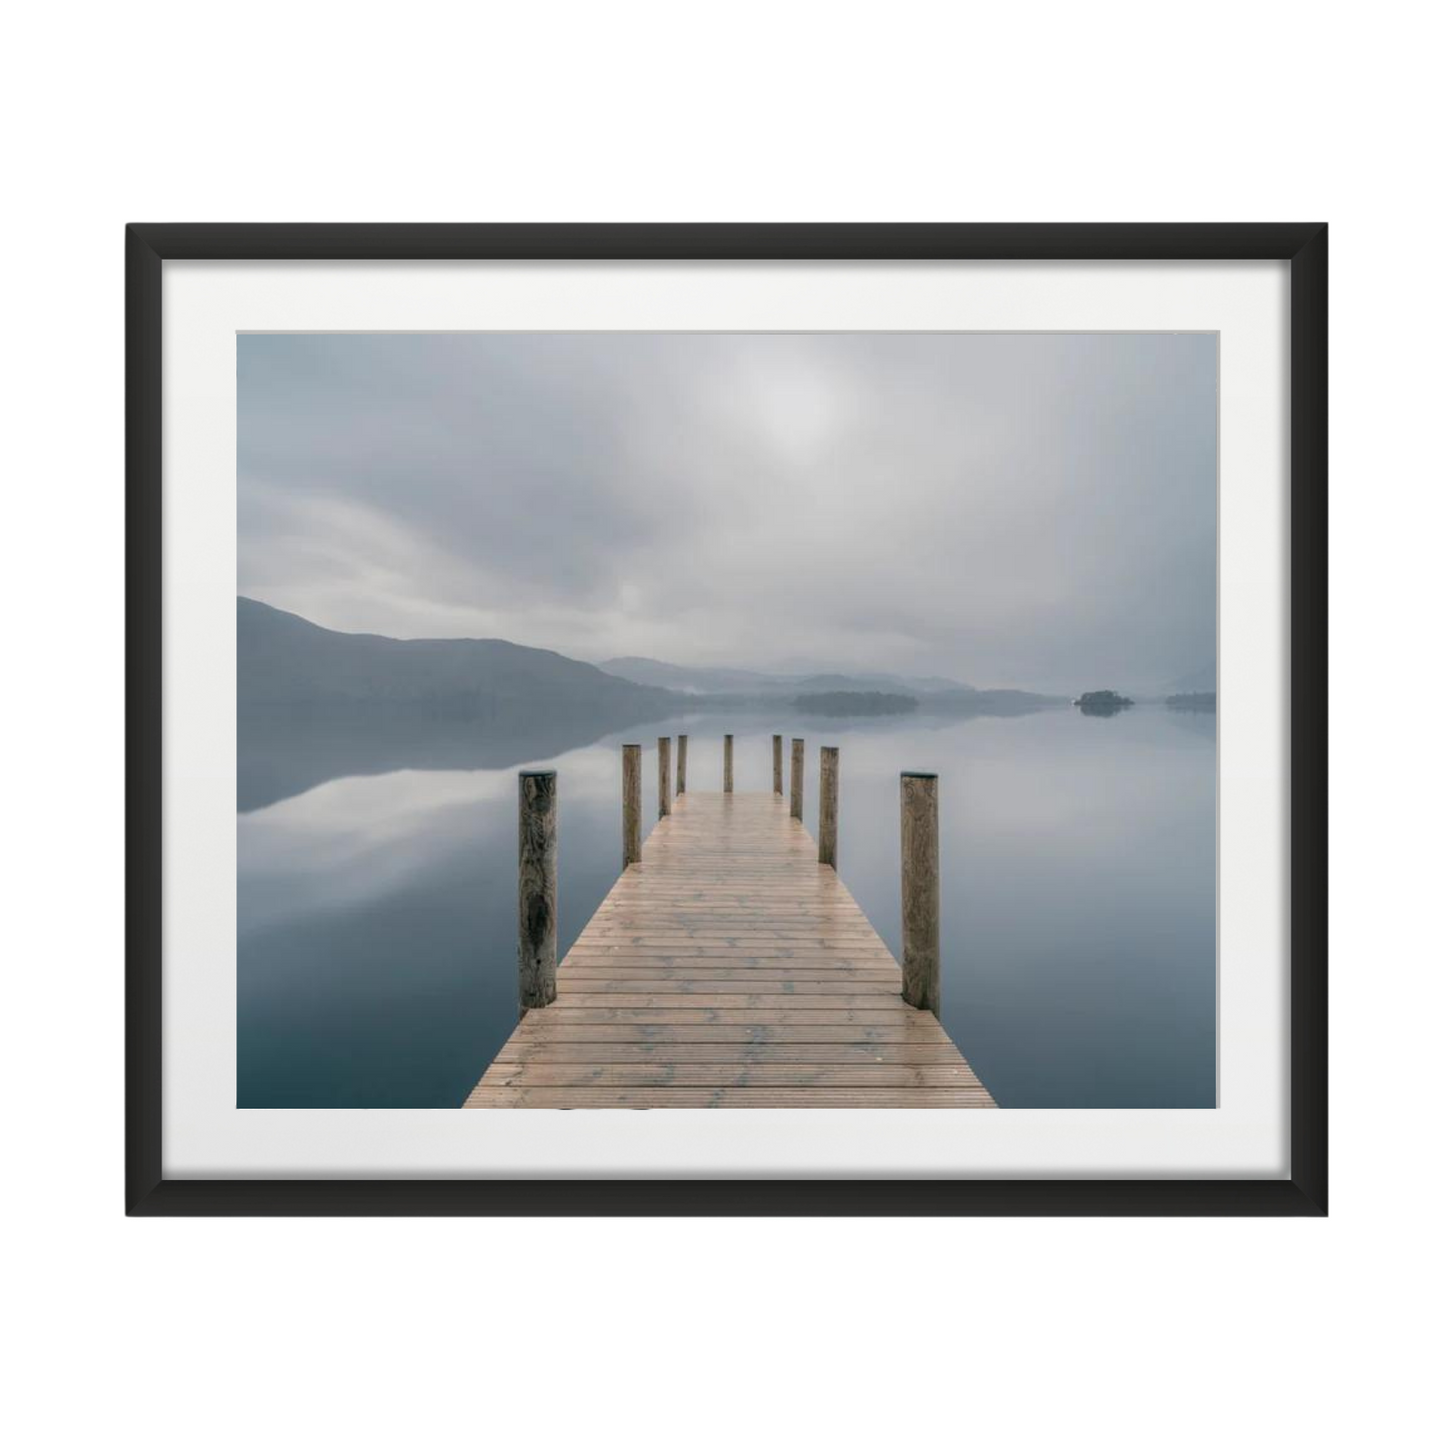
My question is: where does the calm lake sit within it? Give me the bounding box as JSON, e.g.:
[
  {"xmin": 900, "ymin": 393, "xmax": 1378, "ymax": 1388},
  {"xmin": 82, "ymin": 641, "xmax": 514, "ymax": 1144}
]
[{"xmin": 238, "ymin": 706, "xmax": 1216, "ymax": 1109}]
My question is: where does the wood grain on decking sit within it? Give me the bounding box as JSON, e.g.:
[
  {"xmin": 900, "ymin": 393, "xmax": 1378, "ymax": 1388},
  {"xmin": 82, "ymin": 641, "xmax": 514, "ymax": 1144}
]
[{"xmin": 466, "ymin": 791, "xmax": 994, "ymax": 1109}]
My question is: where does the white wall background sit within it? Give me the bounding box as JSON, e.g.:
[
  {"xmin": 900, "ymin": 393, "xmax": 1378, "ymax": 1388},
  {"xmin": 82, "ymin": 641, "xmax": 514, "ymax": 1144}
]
[{"xmin": 1, "ymin": 3, "xmax": 1437, "ymax": 1442}]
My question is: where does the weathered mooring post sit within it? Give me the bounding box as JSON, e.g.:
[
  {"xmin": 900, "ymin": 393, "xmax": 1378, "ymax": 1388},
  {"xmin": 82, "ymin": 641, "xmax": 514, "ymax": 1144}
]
[
  {"xmin": 723, "ymin": 733, "xmax": 734, "ymax": 793},
  {"xmin": 790, "ymin": 737, "xmax": 804, "ymax": 820},
  {"xmin": 676, "ymin": 734, "xmax": 688, "ymax": 796},
  {"xmin": 772, "ymin": 734, "xmax": 783, "ymax": 794},
  {"xmin": 818, "ymin": 746, "xmax": 839, "ymax": 867},
  {"xmin": 658, "ymin": 737, "xmax": 672, "ymax": 818},
  {"xmin": 518, "ymin": 769, "xmax": 558, "ymax": 1015},
  {"xmin": 900, "ymin": 771, "xmax": 940, "ymax": 1015},
  {"xmin": 622, "ymin": 743, "xmax": 641, "ymax": 866}
]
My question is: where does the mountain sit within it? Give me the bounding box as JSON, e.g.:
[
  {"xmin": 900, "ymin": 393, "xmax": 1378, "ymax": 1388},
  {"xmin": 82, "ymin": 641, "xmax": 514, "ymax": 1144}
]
[
  {"xmin": 597, "ymin": 656, "xmax": 974, "ymax": 696},
  {"xmin": 236, "ymin": 605, "xmax": 1064, "ymax": 809},
  {"xmin": 240, "ymin": 598, "xmax": 678, "ymax": 716},
  {"xmin": 792, "ymin": 691, "xmax": 919, "ymax": 716},
  {"xmin": 238, "ymin": 599, "xmax": 685, "ymax": 811},
  {"xmin": 925, "ymin": 687, "xmax": 1068, "ymax": 716},
  {"xmin": 596, "ymin": 656, "xmax": 780, "ymax": 695}
]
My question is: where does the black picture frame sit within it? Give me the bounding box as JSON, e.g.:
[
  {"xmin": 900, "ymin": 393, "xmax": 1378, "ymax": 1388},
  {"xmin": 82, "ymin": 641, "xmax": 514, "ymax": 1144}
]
[{"xmin": 127, "ymin": 223, "xmax": 1327, "ymax": 1217}]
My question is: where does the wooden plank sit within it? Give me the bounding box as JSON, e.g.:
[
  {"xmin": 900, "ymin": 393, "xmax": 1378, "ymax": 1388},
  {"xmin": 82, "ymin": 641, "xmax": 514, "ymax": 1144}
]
[
  {"xmin": 557, "ymin": 965, "xmax": 903, "ymax": 977},
  {"xmin": 466, "ymin": 1087, "xmax": 995, "ymax": 1109},
  {"xmin": 483, "ymin": 1025, "xmax": 958, "ymax": 1043},
  {"xmin": 555, "ymin": 978, "xmax": 903, "ymax": 995},
  {"xmin": 553, "ymin": 993, "xmax": 914, "ymax": 1009},
  {"xmin": 555, "ymin": 970, "xmax": 904, "ymax": 983},
  {"xmin": 564, "ymin": 949, "xmax": 898, "ymax": 959},
  {"xmin": 481, "ymin": 1063, "xmax": 985, "ymax": 1088},
  {"xmin": 521, "ymin": 1007, "xmax": 942, "ymax": 1026},
  {"xmin": 494, "ymin": 1043, "xmax": 968, "ymax": 1064}
]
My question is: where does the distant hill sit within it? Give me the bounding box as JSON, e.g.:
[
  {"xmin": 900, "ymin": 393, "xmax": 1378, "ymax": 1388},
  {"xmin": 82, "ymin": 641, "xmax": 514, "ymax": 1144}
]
[
  {"xmin": 793, "ymin": 671, "xmax": 975, "ymax": 695},
  {"xmin": 792, "ymin": 691, "xmax": 919, "ymax": 717},
  {"xmin": 596, "ymin": 656, "xmax": 780, "ymax": 695},
  {"xmin": 236, "ymin": 603, "xmax": 1067, "ymax": 809},
  {"xmin": 926, "ymin": 687, "xmax": 1068, "ymax": 716},
  {"xmin": 1166, "ymin": 692, "xmax": 1217, "ymax": 713},
  {"xmin": 239, "ymin": 598, "xmax": 678, "ymax": 719},
  {"xmin": 598, "ymin": 655, "xmax": 974, "ymax": 696},
  {"xmin": 238, "ymin": 599, "xmax": 688, "ymax": 810}
]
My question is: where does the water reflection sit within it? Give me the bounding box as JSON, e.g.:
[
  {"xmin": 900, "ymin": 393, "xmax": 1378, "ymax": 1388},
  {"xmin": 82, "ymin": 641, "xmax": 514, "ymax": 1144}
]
[
  {"xmin": 238, "ymin": 707, "xmax": 1216, "ymax": 1108},
  {"xmin": 238, "ymin": 703, "xmax": 669, "ymax": 813}
]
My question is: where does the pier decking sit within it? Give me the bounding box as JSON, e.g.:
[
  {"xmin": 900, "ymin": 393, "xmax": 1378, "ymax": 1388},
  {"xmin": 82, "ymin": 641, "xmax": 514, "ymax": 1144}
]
[{"xmin": 466, "ymin": 790, "xmax": 995, "ymax": 1108}]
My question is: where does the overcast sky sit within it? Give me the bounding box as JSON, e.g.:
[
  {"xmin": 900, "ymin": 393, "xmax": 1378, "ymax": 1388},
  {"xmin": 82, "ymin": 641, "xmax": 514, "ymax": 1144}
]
[{"xmin": 238, "ymin": 331, "xmax": 1216, "ymax": 692}]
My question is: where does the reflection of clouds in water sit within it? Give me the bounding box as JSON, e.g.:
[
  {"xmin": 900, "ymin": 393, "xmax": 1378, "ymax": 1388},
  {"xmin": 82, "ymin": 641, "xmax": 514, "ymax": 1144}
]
[
  {"xmin": 814, "ymin": 711, "xmax": 1213, "ymax": 851},
  {"xmin": 1164, "ymin": 708, "xmax": 1218, "ymax": 743},
  {"xmin": 961, "ymin": 726, "xmax": 1212, "ymax": 849},
  {"xmin": 239, "ymin": 708, "xmax": 1217, "ymax": 1107},
  {"xmin": 238, "ymin": 742, "xmax": 640, "ymax": 936},
  {"xmin": 239, "ymin": 770, "xmax": 499, "ymax": 935},
  {"xmin": 247, "ymin": 767, "xmax": 510, "ymax": 844}
]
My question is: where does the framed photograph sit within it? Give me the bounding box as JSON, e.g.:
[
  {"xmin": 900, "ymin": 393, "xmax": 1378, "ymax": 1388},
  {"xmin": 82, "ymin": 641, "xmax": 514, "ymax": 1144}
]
[{"xmin": 128, "ymin": 223, "xmax": 1326, "ymax": 1216}]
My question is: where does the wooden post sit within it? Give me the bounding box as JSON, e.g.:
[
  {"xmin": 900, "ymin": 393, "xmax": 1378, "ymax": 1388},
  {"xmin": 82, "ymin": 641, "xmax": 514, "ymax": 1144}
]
[
  {"xmin": 900, "ymin": 771, "xmax": 940, "ymax": 1015},
  {"xmin": 723, "ymin": 733, "xmax": 734, "ymax": 793},
  {"xmin": 790, "ymin": 737, "xmax": 804, "ymax": 820},
  {"xmin": 518, "ymin": 769, "xmax": 557, "ymax": 1015},
  {"xmin": 818, "ymin": 746, "xmax": 839, "ymax": 868},
  {"xmin": 772, "ymin": 734, "xmax": 783, "ymax": 795},
  {"xmin": 676, "ymin": 734, "xmax": 688, "ymax": 796},
  {"xmin": 622, "ymin": 743, "xmax": 641, "ymax": 866},
  {"xmin": 658, "ymin": 737, "xmax": 671, "ymax": 818}
]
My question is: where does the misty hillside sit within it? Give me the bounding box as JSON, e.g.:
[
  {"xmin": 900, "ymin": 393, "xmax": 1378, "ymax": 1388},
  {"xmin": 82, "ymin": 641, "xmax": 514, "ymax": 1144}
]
[
  {"xmin": 239, "ymin": 599, "xmax": 679, "ymax": 719},
  {"xmin": 925, "ymin": 687, "xmax": 1068, "ymax": 715},
  {"xmin": 599, "ymin": 655, "xmax": 974, "ymax": 696},
  {"xmin": 794, "ymin": 671, "xmax": 975, "ymax": 695},
  {"xmin": 596, "ymin": 656, "xmax": 780, "ymax": 695},
  {"xmin": 793, "ymin": 691, "xmax": 919, "ymax": 716}
]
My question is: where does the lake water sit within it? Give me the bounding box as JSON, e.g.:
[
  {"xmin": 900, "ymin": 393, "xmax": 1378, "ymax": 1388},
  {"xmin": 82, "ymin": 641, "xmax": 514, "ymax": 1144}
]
[{"xmin": 238, "ymin": 706, "xmax": 1216, "ymax": 1108}]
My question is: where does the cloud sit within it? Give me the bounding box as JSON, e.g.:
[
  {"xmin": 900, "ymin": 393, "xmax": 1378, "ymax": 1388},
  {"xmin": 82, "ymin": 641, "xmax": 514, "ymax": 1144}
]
[{"xmin": 238, "ymin": 331, "xmax": 1216, "ymax": 691}]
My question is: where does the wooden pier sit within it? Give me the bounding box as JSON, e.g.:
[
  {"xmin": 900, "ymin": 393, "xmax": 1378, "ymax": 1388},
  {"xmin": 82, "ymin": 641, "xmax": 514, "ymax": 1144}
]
[{"xmin": 466, "ymin": 746, "xmax": 995, "ymax": 1109}]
